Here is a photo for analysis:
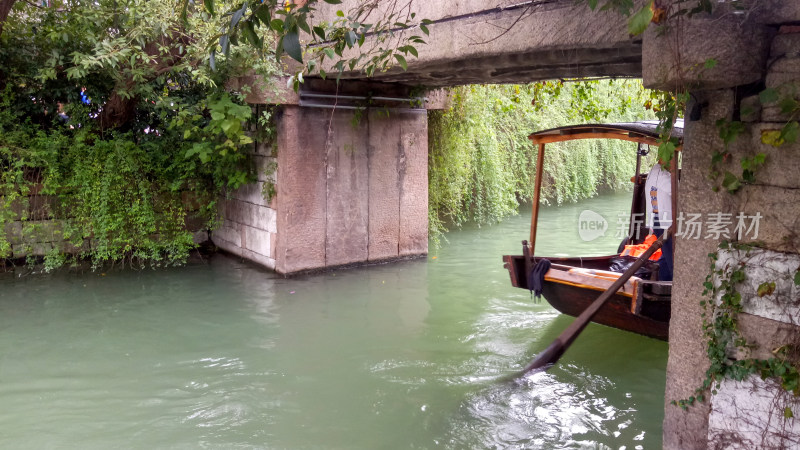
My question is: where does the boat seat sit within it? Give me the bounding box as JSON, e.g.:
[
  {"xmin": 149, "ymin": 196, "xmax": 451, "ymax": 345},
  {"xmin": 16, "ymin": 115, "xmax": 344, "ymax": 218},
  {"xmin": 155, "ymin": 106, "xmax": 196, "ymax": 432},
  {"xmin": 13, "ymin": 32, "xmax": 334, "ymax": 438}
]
[
  {"xmin": 544, "ymin": 266, "xmax": 640, "ymax": 297},
  {"xmin": 567, "ymin": 267, "xmax": 624, "ymax": 281}
]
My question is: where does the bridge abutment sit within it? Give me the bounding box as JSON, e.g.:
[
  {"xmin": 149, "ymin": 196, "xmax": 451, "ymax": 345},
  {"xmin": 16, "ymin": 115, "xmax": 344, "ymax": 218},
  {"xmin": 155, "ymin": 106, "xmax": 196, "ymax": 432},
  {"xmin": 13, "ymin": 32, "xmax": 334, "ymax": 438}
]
[
  {"xmin": 642, "ymin": 3, "xmax": 800, "ymax": 448},
  {"xmin": 213, "ymin": 80, "xmax": 432, "ymax": 274}
]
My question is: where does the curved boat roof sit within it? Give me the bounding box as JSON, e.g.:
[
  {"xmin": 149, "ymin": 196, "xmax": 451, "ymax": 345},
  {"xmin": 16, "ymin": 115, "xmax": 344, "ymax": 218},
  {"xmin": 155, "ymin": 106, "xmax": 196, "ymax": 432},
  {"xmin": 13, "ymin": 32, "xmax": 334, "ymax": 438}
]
[{"xmin": 528, "ymin": 120, "xmax": 684, "ymax": 146}]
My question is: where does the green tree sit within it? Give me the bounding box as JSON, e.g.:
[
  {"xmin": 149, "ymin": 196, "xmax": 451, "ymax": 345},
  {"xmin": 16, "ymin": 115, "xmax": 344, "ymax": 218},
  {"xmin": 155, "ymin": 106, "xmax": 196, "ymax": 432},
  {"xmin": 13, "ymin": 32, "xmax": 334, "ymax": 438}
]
[{"xmin": 428, "ymin": 80, "xmax": 657, "ymax": 242}]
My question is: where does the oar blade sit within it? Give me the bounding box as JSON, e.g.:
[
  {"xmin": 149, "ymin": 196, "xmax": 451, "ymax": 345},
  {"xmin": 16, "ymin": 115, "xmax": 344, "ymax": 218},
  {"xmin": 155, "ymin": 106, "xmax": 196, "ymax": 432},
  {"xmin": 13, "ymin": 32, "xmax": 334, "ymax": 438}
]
[{"xmin": 522, "ymin": 340, "xmax": 564, "ymax": 373}]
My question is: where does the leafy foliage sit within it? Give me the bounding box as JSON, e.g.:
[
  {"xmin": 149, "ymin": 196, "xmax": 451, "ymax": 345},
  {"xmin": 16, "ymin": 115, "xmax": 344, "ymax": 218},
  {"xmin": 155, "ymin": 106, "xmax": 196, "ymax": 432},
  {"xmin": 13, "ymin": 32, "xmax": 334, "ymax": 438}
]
[
  {"xmin": 196, "ymin": 0, "xmax": 429, "ymax": 89},
  {"xmin": 584, "ymin": 0, "xmax": 714, "ymax": 36},
  {"xmin": 428, "ymin": 80, "xmax": 656, "ymax": 243},
  {"xmin": 0, "ymin": 0, "xmax": 271, "ymax": 269}
]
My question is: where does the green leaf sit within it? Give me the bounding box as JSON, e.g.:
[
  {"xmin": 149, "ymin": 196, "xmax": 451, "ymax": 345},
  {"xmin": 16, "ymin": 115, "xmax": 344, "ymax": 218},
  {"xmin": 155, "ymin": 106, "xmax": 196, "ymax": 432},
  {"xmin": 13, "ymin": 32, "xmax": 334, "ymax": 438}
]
[
  {"xmin": 628, "ymin": 1, "xmax": 654, "ymax": 36},
  {"xmin": 394, "ymin": 54, "xmax": 407, "ymax": 71},
  {"xmin": 779, "ymin": 97, "xmax": 800, "ymax": 115},
  {"xmin": 313, "ymin": 26, "xmax": 326, "ymax": 40},
  {"xmin": 323, "ymin": 48, "xmax": 335, "ymax": 59},
  {"xmin": 420, "ymin": 24, "xmax": 429, "ymax": 35},
  {"xmin": 254, "ymin": 6, "xmax": 271, "ymax": 25},
  {"xmin": 793, "ymin": 270, "xmax": 800, "ymax": 286},
  {"xmin": 704, "ymin": 58, "xmax": 717, "ymax": 69},
  {"xmin": 742, "ymin": 169, "xmax": 755, "ymax": 183},
  {"xmin": 230, "ymin": 3, "xmax": 247, "ymax": 30},
  {"xmin": 657, "ymin": 141, "xmax": 675, "ymax": 166},
  {"xmin": 203, "ymin": 0, "xmax": 215, "ymax": 16},
  {"xmin": 758, "ymin": 88, "xmax": 779, "ymax": 104},
  {"xmin": 336, "ymin": 10, "xmax": 345, "ymax": 17},
  {"xmin": 780, "ymin": 121, "xmax": 799, "ymax": 144},
  {"xmin": 716, "ymin": 119, "xmax": 745, "ymax": 146},
  {"xmin": 761, "ymin": 129, "xmax": 784, "ymax": 147},
  {"xmin": 297, "ymin": 17, "xmax": 311, "ymax": 34},
  {"xmin": 722, "ymin": 171, "xmax": 741, "ymax": 193},
  {"xmin": 323, "ymin": 0, "xmax": 343, "ymax": 4},
  {"xmin": 587, "ymin": 0, "xmax": 599, "ymax": 10},
  {"xmin": 220, "ymin": 35, "xmax": 230, "ymax": 56},
  {"xmin": 180, "ymin": 0, "xmax": 189, "ymax": 23},
  {"xmin": 221, "ymin": 119, "xmax": 237, "ymax": 134},
  {"xmin": 283, "ymin": 30, "xmax": 303, "ymax": 62},
  {"xmin": 345, "ymin": 31, "xmax": 357, "ymax": 48},
  {"xmin": 270, "ymin": 19, "xmax": 284, "ymax": 32},
  {"xmin": 757, "ymin": 281, "xmax": 775, "ymax": 297},
  {"xmin": 785, "ymin": 407, "xmax": 794, "ymax": 419},
  {"xmin": 243, "ymin": 20, "xmax": 261, "ymax": 48}
]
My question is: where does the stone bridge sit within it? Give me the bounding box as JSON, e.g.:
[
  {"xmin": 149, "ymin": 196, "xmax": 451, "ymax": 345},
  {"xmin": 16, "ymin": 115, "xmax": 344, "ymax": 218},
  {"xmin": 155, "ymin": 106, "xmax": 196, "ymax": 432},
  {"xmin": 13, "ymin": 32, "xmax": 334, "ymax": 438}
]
[
  {"xmin": 213, "ymin": 2, "xmax": 800, "ymax": 447},
  {"xmin": 216, "ymin": 0, "xmax": 647, "ymax": 275},
  {"xmin": 313, "ymin": 0, "xmax": 641, "ymax": 86}
]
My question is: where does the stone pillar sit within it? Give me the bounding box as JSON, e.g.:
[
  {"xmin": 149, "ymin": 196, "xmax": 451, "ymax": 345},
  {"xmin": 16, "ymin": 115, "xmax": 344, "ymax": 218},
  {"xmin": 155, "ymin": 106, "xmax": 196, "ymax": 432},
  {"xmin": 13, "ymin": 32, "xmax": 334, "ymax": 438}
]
[
  {"xmin": 644, "ymin": 3, "xmax": 800, "ymax": 447},
  {"xmin": 274, "ymin": 105, "xmax": 428, "ymax": 274},
  {"xmin": 214, "ymin": 78, "xmax": 431, "ymax": 275}
]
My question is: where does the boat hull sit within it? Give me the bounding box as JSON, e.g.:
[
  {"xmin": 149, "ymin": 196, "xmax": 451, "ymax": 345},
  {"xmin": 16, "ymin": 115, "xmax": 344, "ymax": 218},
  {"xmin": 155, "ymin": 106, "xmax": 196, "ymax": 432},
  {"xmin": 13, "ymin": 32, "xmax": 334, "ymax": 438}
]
[{"xmin": 503, "ymin": 254, "xmax": 670, "ymax": 341}]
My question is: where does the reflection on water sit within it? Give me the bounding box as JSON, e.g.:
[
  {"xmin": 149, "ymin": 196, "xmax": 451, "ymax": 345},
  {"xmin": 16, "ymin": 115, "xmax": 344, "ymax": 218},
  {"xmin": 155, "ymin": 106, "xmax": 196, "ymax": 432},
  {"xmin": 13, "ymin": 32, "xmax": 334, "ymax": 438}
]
[{"xmin": 0, "ymin": 191, "xmax": 666, "ymax": 449}]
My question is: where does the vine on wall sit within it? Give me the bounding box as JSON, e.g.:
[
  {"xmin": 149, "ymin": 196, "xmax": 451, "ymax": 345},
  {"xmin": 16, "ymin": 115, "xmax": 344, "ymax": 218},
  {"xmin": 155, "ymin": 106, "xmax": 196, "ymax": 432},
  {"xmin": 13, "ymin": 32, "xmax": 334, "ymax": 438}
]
[{"xmin": 674, "ymin": 242, "xmax": 800, "ymax": 417}]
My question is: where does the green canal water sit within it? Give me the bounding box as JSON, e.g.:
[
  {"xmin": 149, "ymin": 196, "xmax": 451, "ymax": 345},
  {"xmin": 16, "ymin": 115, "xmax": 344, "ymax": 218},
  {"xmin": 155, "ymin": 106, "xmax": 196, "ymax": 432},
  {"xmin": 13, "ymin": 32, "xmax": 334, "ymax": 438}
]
[{"xmin": 0, "ymin": 191, "xmax": 667, "ymax": 449}]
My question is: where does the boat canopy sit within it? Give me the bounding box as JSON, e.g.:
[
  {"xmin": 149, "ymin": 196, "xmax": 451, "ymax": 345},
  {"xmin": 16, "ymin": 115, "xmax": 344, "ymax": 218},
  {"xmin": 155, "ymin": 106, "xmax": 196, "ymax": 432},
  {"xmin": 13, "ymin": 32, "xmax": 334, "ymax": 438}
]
[{"xmin": 528, "ymin": 120, "xmax": 684, "ymax": 146}]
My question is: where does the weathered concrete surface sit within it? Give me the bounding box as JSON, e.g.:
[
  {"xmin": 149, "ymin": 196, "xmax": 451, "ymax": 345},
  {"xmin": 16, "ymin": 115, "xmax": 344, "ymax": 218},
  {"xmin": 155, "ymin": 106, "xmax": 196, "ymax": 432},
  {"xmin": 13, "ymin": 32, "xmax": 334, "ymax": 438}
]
[
  {"xmin": 398, "ymin": 114, "xmax": 429, "ymax": 256},
  {"xmin": 661, "ymin": 18, "xmax": 800, "ymax": 449},
  {"xmin": 368, "ymin": 110, "xmax": 402, "ymax": 261},
  {"xmin": 274, "ymin": 106, "xmax": 328, "ymax": 274},
  {"xmin": 312, "ymin": 0, "xmax": 641, "ymax": 86},
  {"xmin": 755, "ymin": 0, "xmax": 800, "ymax": 25},
  {"xmin": 642, "ymin": 9, "xmax": 773, "ymax": 91},
  {"xmin": 708, "ymin": 376, "xmax": 800, "ymax": 449},
  {"xmin": 736, "ymin": 313, "xmax": 800, "ymax": 363},
  {"xmin": 233, "ymin": 76, "xmax": 449, "ymax": 110},
  {"xmin": 273, "ymin": 104, "xmax": 427, "ymax": 274},
  {"xmin": 325, "ymin": 110, "xmax": 369, "ymax": 267},
  {"xmin": 662, "ymin": 89, "xmax": 732, "ymax": 450}
]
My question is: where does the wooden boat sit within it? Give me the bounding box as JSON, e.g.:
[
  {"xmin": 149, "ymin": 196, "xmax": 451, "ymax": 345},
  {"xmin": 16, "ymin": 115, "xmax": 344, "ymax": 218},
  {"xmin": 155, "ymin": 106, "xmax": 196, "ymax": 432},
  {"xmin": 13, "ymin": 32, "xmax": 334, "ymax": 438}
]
[{"xmin": 502, "ymin": 121, "xmax": 682, "ymax": 341}]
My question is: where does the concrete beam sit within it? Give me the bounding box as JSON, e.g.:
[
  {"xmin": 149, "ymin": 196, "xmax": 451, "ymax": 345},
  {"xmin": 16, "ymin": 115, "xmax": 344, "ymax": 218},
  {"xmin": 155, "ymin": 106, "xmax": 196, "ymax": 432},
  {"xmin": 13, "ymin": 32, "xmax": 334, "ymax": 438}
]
[{"xmin": 311, "ymin": 0, "xmax": 641, "ymax": 86}]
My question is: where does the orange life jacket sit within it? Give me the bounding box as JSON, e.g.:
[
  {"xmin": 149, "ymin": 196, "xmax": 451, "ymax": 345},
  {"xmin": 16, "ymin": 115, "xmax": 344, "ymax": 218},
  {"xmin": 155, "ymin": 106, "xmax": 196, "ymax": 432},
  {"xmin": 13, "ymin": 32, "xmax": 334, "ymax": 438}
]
[{"xmin": 620, "ymin": 234, "xmax": 662, "ymax": 260}]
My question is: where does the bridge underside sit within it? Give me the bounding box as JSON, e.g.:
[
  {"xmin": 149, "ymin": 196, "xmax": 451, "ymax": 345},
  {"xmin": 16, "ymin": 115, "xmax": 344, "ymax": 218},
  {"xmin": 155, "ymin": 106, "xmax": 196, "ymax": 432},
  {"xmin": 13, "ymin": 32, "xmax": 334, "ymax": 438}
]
[
  {"xmin": 358, "ymin": 46, "xmax": 641, "ymax": 87},
  {"xmin": 315, "ymin": 0, "xmax": 641, "ymax": 86}
]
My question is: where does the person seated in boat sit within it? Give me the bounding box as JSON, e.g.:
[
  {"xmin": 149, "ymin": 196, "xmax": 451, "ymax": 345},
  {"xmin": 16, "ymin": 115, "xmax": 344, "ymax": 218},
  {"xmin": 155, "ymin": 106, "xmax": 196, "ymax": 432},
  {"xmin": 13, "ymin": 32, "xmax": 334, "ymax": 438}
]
[{"xmin": 644, "ymin": 160, "xmax": 673, "ymax": 281}]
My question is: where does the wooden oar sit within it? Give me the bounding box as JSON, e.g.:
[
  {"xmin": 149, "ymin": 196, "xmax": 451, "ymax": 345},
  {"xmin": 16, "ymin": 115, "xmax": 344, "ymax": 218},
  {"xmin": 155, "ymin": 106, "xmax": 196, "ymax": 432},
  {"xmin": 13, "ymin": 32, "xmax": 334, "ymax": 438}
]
[{"xmin": 521, "ymin": 231, "xmax": 667, "ymax": 374}]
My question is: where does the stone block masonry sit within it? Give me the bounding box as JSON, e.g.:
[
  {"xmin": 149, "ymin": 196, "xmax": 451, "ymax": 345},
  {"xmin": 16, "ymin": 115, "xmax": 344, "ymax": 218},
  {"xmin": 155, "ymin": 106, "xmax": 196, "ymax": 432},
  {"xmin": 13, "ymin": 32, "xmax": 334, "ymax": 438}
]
[
  {"xmin": 648, "ymin": 18, "xmax": 800, "ymax": 450},
  {"xmin": 212, "ymin": 136, "xmax": 279, "ymax": 270},
  {"xmin": 212, "ymin": 89, "xmax": 429, "ymax": 275},
  {"xmin": 2, "ymin": 186, "xmax": 210, "ymax": 261}
]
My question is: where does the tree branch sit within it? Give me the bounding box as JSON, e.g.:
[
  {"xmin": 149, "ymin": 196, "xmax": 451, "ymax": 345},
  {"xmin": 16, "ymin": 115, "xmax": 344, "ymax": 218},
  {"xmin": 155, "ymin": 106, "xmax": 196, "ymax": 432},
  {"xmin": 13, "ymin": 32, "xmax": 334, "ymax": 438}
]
[{"xmin": 0, "ymin": 0, "xmax": 17, "ymax": 37}]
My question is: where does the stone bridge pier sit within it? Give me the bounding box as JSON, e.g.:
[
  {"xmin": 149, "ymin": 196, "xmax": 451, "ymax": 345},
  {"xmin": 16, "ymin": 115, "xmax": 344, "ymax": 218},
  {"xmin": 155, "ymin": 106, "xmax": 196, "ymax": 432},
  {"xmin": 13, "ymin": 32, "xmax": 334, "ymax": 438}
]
[{"xmin": 213, "ymin": 79, "xmax": 438, "ymax": 274}]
